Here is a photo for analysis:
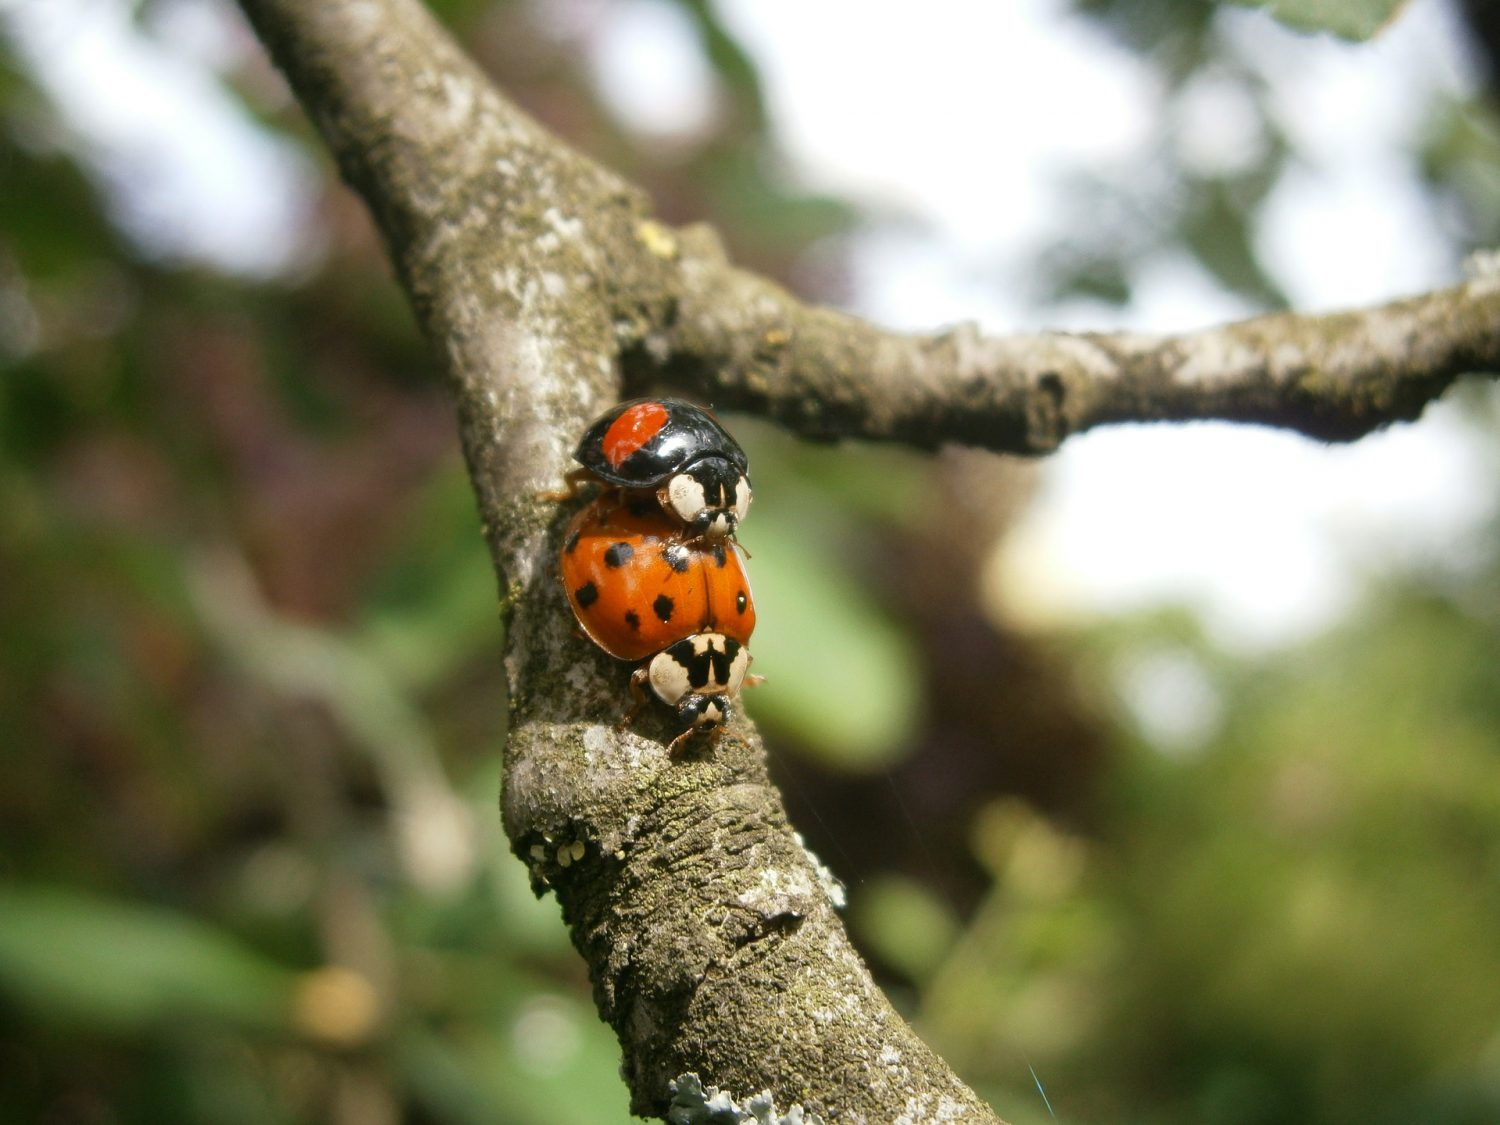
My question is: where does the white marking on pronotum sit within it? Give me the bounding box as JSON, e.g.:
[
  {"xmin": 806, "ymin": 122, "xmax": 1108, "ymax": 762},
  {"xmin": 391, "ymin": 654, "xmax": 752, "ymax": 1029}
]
[
  {"xmin": 725, "ymin": 644, "xmax": 750, "ymax": 692},
  {"xmin": 664, "ymin": 474, "xmax": 708, "ymax": 525},
  {"xmin": 647, "ymin": 650, "xmax": 693, "ymax": 705}
]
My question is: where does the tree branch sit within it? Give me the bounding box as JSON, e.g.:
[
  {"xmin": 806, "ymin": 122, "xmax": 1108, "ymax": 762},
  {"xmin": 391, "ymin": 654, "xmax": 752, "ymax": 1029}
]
[
  {"xmin": 642, "ymin": 226, "xmax": 1500, "ymax": 452},
  {"xmin": 234, "ymin": 0, "xmax": 999, "ymax": 1119}
]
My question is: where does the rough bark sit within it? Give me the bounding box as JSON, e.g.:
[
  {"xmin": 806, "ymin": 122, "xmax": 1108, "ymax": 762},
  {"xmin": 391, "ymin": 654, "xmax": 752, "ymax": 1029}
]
[{"xmin": 232, "ymin": 0, "xmax": 1499, "ymax": 1120}]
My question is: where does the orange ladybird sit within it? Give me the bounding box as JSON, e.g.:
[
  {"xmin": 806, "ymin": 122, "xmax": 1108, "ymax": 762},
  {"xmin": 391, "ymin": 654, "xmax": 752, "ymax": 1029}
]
[
  {"xmin": 561, "ymin": 496, "xmax": 755, "ymax": 661},
  {"xmin": 560, "ymin": 495, "xmax": 758, "ymax": 748}
]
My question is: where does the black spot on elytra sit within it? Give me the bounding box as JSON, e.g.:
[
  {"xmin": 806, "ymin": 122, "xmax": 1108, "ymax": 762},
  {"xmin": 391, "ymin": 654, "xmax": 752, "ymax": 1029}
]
[
  {"xmin": 712, "ymin": 543, "xmax": 727, "ymax": 567},
  {"xmin": 653, "ymin": 594, "xmax": 674, "ymax": 623},
  {"xmin": 564, "ymin": 530, "xmax": 580, "ymax": 554},
  {"xmin": 574, "ymin": 582, "xmax": 598, "ymax": 608},
  {"xmin": 605, "ymin": 541, "xmax": 635, "ymax": 567},
  {"xmin": 736, "ymin": 590, "xmax": 747, "ymax": 614},
  {"xmin": 627, "ymin": 496, "xmax": 657, "ymax": 518},
  {"xmin": 664, "ymin": 545, "xmax": 690, "ymax": 573},
  {"xmin": 625, "ymin": 609, "xmax": 641, "ymax": 632}
]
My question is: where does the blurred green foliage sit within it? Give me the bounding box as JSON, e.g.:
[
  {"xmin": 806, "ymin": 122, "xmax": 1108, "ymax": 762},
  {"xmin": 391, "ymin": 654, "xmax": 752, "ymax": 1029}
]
[
  {"xmin": 736, "ymin": 420, "xmax": 929, "ymax": 767},
  {"xmin": 2, "ymin": 0, "xmax": 1499, "ymax": 1122},
  {"xmin": 909, "ymin": 575, "xmax": 1500, "ymax": 1123},
  {"xmin": 1231, "ymin": 0, "xmax": 1411, "ymax": 40}
]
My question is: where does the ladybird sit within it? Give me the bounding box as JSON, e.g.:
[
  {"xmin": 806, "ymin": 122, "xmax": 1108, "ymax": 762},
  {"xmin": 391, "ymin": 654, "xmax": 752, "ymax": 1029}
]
[
  {"xmin": 560, "ymin": 495, "xmax": 757, "ymax": 748},
  {"xmin": 631, "ymin": 633, "xmax": 753, "ymax": 751},
  {"xmin": 567, "ymin": 398, "xmax": 752, "ymax": 540}
]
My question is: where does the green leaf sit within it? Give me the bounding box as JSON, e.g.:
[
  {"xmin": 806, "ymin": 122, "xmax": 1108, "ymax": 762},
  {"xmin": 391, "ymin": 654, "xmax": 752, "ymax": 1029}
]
[
  {"xmin": 1229, "ymin": 0, "xmax": 1410, "ymax": 40},
  {"xmin": 0, "ymin": 884, "xmax": 296, "ymax": 1032}
]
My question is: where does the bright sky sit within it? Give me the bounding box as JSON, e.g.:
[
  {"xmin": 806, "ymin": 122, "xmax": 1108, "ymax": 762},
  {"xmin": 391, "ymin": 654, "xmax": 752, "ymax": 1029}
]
[{"xmin": 8, "ymin": 0, "xmax": 1497, "ymax": 658}]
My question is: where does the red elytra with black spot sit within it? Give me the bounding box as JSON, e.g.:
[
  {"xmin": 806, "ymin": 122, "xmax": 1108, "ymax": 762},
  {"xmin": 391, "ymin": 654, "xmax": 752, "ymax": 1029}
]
[
  {"xmin": 600, "ymin": 401, "xmax": 671, "ymax": 470},
  {"xmin": 572, "ymin": 397, "xmax": 749, "ymax": 490},
  {"xmin": 560, "ymin": 495, "xmax": 756, "ymax": 663}
]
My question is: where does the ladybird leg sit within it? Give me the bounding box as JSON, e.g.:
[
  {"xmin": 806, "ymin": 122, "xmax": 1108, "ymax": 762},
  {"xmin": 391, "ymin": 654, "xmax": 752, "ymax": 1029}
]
[
  {"xmin": 619, "ymin": 667, "xmax": 651, "ymax": 728},
  {"xmin": 595, "ymin": 485, "xmax": 631, "ymax": 519},
  {"xmin": 669, "ymin": 721, "xmax": 726, "ymax": 757},
  {"xmin": 666, "ymin": 727, "xmax": 700, "ymax": 756},
  {"xmin": 536, "ymin": 467, "xmax": 593, "ymax": 504},
  {"xmin": 627, "ymin": 666, "xmax": 649, "ymax": 703}
]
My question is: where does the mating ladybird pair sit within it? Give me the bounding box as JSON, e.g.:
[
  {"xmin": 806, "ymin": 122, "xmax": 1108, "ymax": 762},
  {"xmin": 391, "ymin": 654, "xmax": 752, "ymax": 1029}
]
[{"xmin": 552, "ymin": 398, "xmax": 759, "ymax": 752}]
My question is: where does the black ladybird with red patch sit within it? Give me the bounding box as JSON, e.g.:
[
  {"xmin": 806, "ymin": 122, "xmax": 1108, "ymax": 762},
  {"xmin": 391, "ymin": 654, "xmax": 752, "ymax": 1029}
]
[
  {"xmin": 567, "ymin": 398, "xmax": 752, "ymax": 540},
  {"xmin": 560, "ymin": 494, "xmax": 758, "ymax": 750}
]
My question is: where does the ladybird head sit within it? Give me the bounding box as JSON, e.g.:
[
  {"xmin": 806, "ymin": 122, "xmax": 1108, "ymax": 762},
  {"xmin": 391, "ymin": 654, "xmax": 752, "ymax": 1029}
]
[
  {"xmin": 645, "ymin": 634, "xmax": 751, "ymax": 738},
  {"xmin": 659, "ymin": 457, "xmax": 752, "ymax": 539},
  {"xmin": 675, "ymin": 692, "xmax": 732, "ymax": 734}
]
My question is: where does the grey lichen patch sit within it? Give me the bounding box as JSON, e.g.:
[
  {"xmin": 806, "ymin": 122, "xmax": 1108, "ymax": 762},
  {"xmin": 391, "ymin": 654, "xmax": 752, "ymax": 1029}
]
[
  {"xmin": 667, "ymin": 1073, "xmax": 826, "ymax": 1125},
  {"xmin": 1172, "ymin": 328, "xmax": 1266, "ymax": 389},
  {"xmin": 895, "ymin": 1093, "xmax": 973, "ymax": 1124},
  {"xmin": 503, "ymin": 721, "xmax": 665, "ymax": 832},
  {"xmin": 793, "ymin": 832, "xmax": 846, "ymax": 910},
  {"xmin": 735, "ymin": 864, "xmax": 817, "ymax": 925}
]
